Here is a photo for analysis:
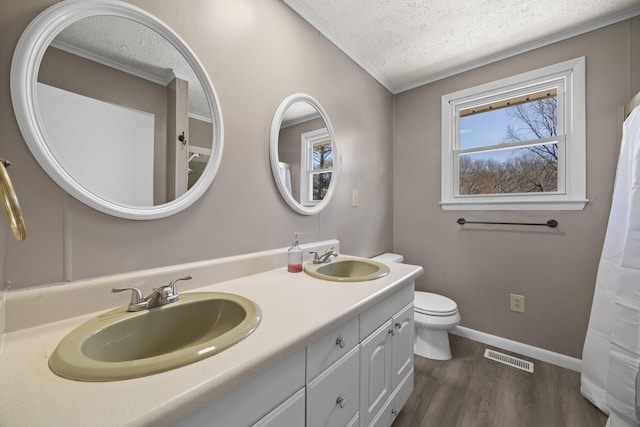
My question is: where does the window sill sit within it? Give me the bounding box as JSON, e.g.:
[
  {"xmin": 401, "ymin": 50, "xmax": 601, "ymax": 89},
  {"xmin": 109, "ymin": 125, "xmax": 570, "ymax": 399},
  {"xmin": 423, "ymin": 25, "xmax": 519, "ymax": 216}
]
[{"xmin": 440, "ymin": 198, "xmax": 588, "ymax": 211}]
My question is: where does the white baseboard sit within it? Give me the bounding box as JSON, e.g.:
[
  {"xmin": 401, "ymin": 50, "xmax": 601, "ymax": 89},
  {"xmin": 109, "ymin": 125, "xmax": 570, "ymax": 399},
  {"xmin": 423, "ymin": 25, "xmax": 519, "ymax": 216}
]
[{"xmin": 450, "ymin": 326, "xmax": 582, "ymax": 373}]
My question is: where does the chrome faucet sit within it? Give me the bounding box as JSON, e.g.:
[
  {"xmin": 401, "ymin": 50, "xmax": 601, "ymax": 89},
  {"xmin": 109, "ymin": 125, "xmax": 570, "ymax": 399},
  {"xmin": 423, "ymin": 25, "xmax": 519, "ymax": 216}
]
[
  {"xmin": 310, "ymin": 247, "xmax": 339, "ymax": 264},
  {"xmin": 112, "ymin": 276, "xmax": 192, "ymax": 312}
]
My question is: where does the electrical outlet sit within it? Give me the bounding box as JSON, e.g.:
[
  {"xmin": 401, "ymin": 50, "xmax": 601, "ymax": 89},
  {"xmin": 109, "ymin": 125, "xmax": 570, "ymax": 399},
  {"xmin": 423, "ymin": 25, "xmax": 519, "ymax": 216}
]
[{"xmin": 510, "ymin": 294, "xmax": 525, "ymax": 313}]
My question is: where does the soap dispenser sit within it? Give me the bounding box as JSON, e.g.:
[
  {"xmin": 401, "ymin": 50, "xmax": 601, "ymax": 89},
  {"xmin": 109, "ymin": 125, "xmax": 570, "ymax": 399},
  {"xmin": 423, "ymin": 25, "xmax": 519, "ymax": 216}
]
[{"xmin": 287, "ymin": 232, "xmax": 303, "ymax": 273}]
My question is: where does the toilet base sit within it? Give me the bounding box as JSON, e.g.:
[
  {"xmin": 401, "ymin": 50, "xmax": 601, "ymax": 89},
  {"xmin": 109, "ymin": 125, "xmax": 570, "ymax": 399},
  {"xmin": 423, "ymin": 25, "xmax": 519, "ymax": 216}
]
[{"xmin": 414, "ymin": 327, "xmax": 453, "ymax": 360}]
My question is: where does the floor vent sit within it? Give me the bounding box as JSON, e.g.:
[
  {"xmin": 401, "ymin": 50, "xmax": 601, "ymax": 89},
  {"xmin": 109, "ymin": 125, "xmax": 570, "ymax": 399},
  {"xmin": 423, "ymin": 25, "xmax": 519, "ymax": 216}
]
[{"xmin": 484, "ymin": 349, "xmax": 534, "ymax": 373}]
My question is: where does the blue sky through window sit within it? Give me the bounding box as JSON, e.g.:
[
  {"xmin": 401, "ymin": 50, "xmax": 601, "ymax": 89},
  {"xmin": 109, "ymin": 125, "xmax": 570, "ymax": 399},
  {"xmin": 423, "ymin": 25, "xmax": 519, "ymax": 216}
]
[
  {"xmin": 460, "ymin": 108, "xmax": 513, "ymax": 162},
  {"xmin": 459, "ymin": 102, "xmax": 545, "ymax": 163},
  {"xmin": 460, "ymin": 108, "xmax": 511, "ymax": 149}
]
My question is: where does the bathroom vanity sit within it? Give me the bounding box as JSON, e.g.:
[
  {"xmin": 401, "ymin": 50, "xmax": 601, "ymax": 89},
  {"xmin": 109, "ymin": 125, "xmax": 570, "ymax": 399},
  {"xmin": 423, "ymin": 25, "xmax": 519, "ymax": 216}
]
[
  {"xmin": 180, "ymin": 277, "xmax": 415, "ymax": 427},
  {"xmin": 0, "ymin": 243, "xmax": 422, "ymax": 426}
]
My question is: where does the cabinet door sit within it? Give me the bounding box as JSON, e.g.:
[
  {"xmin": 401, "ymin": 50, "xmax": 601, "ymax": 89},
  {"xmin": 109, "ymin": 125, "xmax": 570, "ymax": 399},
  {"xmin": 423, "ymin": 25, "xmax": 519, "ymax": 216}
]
[
  {"xmin": 307, "ymin": 346, "xmax": 360, "ymax": 427},
  {"xmin": 369, "ymin": 368, "xmax": 414, "ymax": 427},
  {"xmin": 360, "ymin": 320, "xmax": 393, "ymax": 427},
  {"xmin": 252, "ymin": 388, "xmax": 305, "ymax": 427},
  {"xmin": 392, "ymin": 303, "xmax": 414, "ymax": 389}
]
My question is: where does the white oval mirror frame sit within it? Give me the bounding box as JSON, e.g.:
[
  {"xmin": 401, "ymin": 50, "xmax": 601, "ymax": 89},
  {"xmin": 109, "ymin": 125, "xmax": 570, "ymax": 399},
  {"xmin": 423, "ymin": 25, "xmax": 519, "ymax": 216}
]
[
  {"xmin": 270, "ymin": 93, "xmax": 338, "ymax": 215},
  {"xmin": 10, "ymin": 0, "xmax": 224, "ymax": 220}
]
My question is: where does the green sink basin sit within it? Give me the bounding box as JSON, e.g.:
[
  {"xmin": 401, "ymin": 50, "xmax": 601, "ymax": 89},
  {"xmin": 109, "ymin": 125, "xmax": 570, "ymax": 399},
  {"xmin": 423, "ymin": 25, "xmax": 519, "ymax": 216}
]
[
  {"xmin": 49, "ymin": 292, "xmax": 261, "ymax": 381},
  {"xmin": 304, "ymin": 258, "xmax": 390, "ymax": 282}
]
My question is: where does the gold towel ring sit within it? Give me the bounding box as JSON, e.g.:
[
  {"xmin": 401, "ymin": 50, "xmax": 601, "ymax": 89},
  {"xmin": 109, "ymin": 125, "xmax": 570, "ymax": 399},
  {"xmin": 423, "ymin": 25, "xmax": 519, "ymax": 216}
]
[{"xmin": 0, "ymin": 161, "xmax": 26, "ymax": 240}]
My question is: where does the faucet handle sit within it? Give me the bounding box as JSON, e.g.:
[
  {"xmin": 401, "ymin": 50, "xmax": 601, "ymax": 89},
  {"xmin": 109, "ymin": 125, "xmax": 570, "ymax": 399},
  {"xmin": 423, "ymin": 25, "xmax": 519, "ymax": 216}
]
[
  {"xmin": 165, "ymin": 276, "xmax": 192, "ymax": 301},
  {"xmin": 309, "ymin": 251, "xmax": 321, "ymax": 263},
  {"xmin": 112, "ymin": 287, "xmax": 146, "ymax": 311}
]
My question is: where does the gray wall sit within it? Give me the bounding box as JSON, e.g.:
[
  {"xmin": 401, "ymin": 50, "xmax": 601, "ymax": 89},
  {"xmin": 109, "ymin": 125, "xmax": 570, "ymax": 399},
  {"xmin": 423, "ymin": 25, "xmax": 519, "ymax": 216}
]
[
  {"xmin": 1, "ymin": 0, "xmax": 393, "ymax": 288},
  {"xmin": 394, "ymin": 17, "xmax": 640, "ymax": 358}
]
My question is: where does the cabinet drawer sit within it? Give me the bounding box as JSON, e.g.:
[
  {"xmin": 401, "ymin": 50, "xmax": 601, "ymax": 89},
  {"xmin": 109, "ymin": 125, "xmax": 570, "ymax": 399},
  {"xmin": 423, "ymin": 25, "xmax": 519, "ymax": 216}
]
[
  {"xmin": 307, "ymin": 345, "xmax": 360, "ymax": 427},
  {"xmin": 252, "ymin": 388, "xmax": 305, "ymax": 427},
  {"xmin": 307, "ymin": 316, "xmax": 359, "ymax": 381}
]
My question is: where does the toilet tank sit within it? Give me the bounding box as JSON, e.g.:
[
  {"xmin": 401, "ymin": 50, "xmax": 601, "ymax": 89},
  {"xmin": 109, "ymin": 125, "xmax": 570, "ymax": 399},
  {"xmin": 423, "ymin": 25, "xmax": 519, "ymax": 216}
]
[{"xmin": 371, "ymin": 253, "xmax": 404, "ymax": 263}]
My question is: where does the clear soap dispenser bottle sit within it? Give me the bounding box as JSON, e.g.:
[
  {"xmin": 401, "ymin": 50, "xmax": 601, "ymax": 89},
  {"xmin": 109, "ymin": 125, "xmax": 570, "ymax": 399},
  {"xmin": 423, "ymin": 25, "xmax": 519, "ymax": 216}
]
[{"xmin": 287, "ymin": 232, "xmax": 303, "ymax": 273}]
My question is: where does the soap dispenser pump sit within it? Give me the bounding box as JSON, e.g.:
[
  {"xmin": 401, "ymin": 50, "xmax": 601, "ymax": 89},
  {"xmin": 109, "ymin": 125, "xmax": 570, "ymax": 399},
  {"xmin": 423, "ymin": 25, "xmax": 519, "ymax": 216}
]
[{"xmin": 287, "ymin": 232, "xmax": 303, "ymax": 273}]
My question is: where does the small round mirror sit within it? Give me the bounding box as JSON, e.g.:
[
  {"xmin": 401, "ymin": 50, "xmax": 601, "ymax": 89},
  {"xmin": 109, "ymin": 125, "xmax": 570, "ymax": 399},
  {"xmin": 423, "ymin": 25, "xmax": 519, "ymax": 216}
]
[
  {"xmin": 11, "ymin": 0, "xmax": 223, "ymax": 220},
  {"xmin": 270, "ymin": 94, "xmax": 338, "ymax": 215}
]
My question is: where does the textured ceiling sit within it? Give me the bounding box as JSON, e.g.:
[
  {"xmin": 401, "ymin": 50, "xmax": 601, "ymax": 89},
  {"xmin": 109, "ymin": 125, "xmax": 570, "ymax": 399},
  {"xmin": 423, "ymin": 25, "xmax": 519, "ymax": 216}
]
[{"xmin": 283, "ymin": 0, "xmax": 640, "ymax": 93}]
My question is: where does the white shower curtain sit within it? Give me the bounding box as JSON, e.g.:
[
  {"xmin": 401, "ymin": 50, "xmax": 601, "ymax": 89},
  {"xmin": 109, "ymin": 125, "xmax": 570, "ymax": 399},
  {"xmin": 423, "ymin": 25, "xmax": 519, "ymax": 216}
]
[
  {"xmin": 581, "ymin": 106, "xmax": 640, "ymax": 427},
  {"xmin": 278, "ymin": 162, "xmax": 292, "ymax": 194}
]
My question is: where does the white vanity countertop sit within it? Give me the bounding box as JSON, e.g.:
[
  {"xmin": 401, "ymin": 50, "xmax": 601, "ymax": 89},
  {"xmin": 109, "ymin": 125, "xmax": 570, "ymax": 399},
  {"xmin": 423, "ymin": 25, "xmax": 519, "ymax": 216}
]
[{"xmin": 0, "ymin": 260, "xmax": 422, "ymax": 427}]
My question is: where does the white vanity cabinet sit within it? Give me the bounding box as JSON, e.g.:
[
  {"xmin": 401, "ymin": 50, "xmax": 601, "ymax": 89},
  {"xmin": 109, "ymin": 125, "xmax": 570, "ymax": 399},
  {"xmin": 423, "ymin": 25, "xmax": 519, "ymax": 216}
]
[
  {"xmin": 306, "ymin": 345, "xmax": 360, "ymax": 427},
  {"xmin": 391, "ymin": 302, "xmax": 414, "ymax": 390},
  {"xmin": 360, "ymin": 319, "xmax": 394, "ymax": 426},
  {"xmin": 360, "ymin": 284, "xmax": 415, "ymax": 427},
  {"xmin": 306, "ymin": 316, "xmax": 360, "ymax": 426},
  {"xmin": 176, "ymin": 282, "xmax": 415, "ymax": 427},
  {"xmin": 306, "ymin": 316, "xmax": 359, "ymax": 381}
]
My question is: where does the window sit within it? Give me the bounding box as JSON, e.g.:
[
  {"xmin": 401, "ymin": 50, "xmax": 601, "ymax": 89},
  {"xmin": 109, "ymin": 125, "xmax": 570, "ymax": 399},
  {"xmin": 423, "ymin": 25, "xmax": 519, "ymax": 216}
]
[
  {"xmin": 441, "ymin": 57, "xmax": 587, "ymax": 210},
  {"xmin": 300, "ymin": 128, "xmax": 333, "ymax": 206}
]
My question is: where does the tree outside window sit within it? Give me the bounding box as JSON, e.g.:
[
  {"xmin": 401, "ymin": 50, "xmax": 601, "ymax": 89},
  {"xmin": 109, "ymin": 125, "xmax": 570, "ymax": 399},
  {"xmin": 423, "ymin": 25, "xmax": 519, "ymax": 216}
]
[
  {"xmin": 311, "ymin": 141, "xmax": 332, "ymax": 201},
  {"xmin": 458, "ymin": 92, "xmax": 558, "ymax": 195}
]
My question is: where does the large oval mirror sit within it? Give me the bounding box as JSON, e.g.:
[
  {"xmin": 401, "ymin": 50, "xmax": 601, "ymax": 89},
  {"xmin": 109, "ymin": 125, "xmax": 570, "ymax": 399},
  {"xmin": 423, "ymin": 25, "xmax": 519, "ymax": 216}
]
[
  {"xmin": 10, "ymin": 0, "xmax": 223, "ymax": 220},
  {"xmin": 270, "ymin": 94, "xmax": 338, "ymax": 215}
]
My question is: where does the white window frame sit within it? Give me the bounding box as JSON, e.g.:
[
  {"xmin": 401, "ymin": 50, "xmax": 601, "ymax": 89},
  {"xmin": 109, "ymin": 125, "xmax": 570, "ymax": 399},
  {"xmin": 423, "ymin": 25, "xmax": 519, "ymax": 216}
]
[
  {"xmin": 440, "ymin": 57, "xmax": 587, "ymax": 210},
  {"xmin": 300, "ymin": 127, "xmax": 332, "ymax": 206}
]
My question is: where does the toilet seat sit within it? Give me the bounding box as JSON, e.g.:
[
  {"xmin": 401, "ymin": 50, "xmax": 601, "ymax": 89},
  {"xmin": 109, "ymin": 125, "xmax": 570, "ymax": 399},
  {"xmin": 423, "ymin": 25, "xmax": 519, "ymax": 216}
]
[{"xmin": 414, "ymin": 292, "xmax": 458, "ymax": 317}]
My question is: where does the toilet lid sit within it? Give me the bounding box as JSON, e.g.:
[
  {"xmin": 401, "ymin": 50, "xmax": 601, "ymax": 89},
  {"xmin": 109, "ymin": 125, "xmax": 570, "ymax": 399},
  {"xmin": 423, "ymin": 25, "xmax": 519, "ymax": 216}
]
[{"xmin": 414, "ymin": 292, "xmax": 458, "ymax": 316}]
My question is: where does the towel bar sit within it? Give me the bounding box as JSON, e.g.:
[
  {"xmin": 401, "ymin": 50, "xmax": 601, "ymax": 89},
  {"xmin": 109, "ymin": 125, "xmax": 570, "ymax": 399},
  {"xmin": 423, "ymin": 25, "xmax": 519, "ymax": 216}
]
[{"xmin": 457, "ymin": 218, "xmax": 558, "ymax": 228}]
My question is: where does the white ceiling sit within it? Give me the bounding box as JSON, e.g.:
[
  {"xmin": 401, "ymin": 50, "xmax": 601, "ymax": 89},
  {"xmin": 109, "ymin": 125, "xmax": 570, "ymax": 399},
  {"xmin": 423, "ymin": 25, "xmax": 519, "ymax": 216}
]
[
  {"xmin": 283, "ymin": 0, "xmax": 640, "ymax": 94},
  {"xmin": 52, "ymin": 16, "xmax": 211, "ymax": 120}
]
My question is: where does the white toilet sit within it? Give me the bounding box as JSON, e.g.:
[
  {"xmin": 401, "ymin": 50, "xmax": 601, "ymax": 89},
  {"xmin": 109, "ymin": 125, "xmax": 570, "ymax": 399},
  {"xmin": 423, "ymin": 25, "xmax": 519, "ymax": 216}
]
[{"xmin": 372, "ymin": 253, "xmax": 460, "ymax": 361}]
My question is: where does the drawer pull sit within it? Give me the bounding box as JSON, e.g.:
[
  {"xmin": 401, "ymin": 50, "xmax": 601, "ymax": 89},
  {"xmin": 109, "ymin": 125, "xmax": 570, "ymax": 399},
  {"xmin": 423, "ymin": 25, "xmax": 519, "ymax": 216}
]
[
  {"xmin": 335, "ymin": 337, "xmax": 346, "ymax": 349},
  {"xmin": 336, "ymin": 395, "xmax": 346, "ymax": 409},
  {"xmin": 391, "ymin": 408, "xmax": 398, "ymax": 417},
  {"xmin": 395, "ymin": 321, "xmax": 402, "ymax": 329},
  {"xmin": 388, "ymin": 328, "xmax": 396, "ymax": 336}
]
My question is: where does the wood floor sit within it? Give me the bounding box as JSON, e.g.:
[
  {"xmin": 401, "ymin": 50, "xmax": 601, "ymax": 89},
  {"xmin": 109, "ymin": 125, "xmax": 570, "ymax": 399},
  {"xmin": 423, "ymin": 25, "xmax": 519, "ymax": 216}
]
[{"xmin": 393, "ymin": 335, "xmax": 608, "ymax": 427}]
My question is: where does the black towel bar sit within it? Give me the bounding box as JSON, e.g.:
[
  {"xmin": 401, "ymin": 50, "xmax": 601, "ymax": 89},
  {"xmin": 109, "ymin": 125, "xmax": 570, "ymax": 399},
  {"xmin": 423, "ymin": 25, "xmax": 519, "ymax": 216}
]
[{"xmin": 456, "ymin": 218, "xmax": 558, "ymax": 228}]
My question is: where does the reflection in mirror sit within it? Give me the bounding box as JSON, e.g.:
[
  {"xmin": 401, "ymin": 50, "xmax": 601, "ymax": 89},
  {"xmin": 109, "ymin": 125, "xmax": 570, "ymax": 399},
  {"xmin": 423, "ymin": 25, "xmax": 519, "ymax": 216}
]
[
  {"xmin": 38, "ymin": 15, "xmax": 213, "ymax": 206},
  {"xmin": 270, "ymin": 94, "xmax": 338, "ymax": 215},
  {"xmin": 11, "ymin": 0, "xmax": 223, "ymax": 219},
  {"xmin": 187, "ymin": 147, "xmax": 211, "ymax": 190}
]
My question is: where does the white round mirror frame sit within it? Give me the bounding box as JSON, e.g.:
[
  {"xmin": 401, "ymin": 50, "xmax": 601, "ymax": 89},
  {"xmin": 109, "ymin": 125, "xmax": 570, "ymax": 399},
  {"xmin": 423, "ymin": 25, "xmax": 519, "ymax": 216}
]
[
  {"xmin": 10, "ymin": 0, "xmax": 224, "ymax": 220},
  {"xmin": 269, "ymin": 93, "xmax": 339, "ymax": 215}
]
